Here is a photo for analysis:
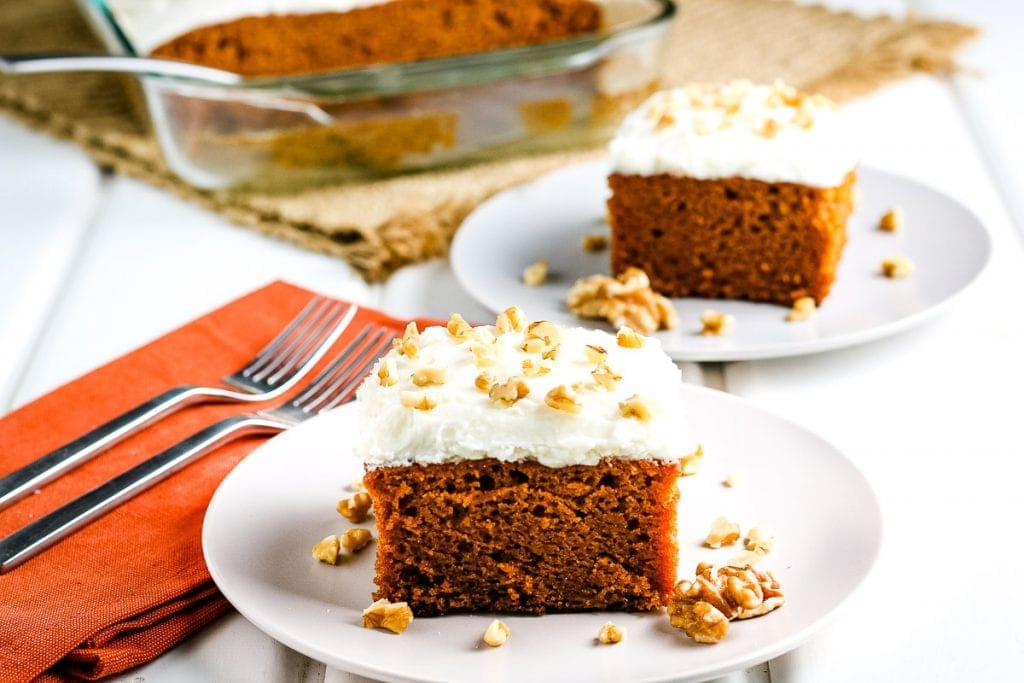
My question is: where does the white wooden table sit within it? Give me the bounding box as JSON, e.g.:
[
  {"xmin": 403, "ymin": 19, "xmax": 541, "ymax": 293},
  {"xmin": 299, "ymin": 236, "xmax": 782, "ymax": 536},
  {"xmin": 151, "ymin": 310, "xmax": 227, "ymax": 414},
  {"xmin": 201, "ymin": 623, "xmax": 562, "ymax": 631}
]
[{"xmin": 2, "ymin": 1, "xmax": 1022, "ymax": 680}]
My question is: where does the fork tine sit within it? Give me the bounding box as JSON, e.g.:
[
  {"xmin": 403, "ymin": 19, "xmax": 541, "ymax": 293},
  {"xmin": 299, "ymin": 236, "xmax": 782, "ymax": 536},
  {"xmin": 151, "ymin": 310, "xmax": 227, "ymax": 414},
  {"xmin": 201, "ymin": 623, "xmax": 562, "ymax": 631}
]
[
  {"xmin": 326, "ymin": 332, "xmax": 398, "ymax": 410},
  {"xmin": 259, "ymin": 301, "xmax": 349, "ymax": 384},
  {"xmin": 249, "ymin": 301, "xmax": 341, "ymax": 383},
  {"xmin": 296, "ymin": 330, "xmax": 397, "ymax": 413},
  {"xmin": 290, "ymin": 323, "xmax": 376, "ymax": 402},
  {"xmin": 242, "ymin": 296, "xmax": 327, "ymax": 378}
]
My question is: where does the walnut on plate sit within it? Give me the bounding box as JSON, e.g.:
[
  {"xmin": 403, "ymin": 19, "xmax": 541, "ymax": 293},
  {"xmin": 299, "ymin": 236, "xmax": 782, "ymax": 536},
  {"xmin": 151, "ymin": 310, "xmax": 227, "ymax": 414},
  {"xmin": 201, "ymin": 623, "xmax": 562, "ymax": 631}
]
[
  {"xmin": 668, "ymin": 562, "xmax": 785, "ymax": 644},
  {"xmin": 566, "ymin": 267, "xmax": 678, "ymax": 334}
]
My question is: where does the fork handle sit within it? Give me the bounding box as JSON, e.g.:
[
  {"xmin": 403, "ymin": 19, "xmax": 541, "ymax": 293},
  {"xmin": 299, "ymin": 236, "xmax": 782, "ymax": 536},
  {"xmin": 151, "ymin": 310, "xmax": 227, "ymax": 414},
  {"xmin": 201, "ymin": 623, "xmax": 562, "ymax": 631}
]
[
  {"xmin": 0, "ymin": 414, "xmax": 286, "ymax": 573},
  {"xmin": 0, "ymin": 384, "xmax": 229, "ymax": 511}
]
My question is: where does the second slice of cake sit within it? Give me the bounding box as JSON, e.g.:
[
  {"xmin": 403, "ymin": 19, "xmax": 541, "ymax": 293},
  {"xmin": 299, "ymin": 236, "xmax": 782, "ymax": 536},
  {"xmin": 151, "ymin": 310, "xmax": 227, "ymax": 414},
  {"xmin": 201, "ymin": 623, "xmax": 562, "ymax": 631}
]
[
  {"xmin": 607, "ymin": 81, "xmax": 858, "ymax": 305},
  {"xmin": 356, "ymin": 310, "xmax": 695, "ymax": 615}
]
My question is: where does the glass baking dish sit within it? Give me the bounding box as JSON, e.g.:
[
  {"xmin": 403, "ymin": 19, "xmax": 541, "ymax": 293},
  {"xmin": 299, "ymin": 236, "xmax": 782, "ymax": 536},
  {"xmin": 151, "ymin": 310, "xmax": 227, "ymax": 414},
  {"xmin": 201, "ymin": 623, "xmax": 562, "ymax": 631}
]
[{"xmin": 76, "ymin": 0, "xmax": 675, "ymax": 192}]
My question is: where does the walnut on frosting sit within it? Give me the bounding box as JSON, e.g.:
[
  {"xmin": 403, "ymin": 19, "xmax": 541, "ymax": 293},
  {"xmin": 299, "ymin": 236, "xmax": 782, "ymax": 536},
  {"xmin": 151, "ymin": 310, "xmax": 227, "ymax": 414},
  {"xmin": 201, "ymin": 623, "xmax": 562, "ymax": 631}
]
[
  {"xmin": 396, "ymin": 321, "xmax": 420, "ymax": 358},
  {"xmin": 446, "ymin": 313, "xmax": 473, "ymax": 341},
  {"xmin": 495, "ymin": 306, "xmax": 526, "ymax": 334},
  {"xmin": 489, "ymin": 377, "xmax": 530, "ymax": 407},
  {"xmin": 545, "ymin": 385, "xmax": 581, "ymax": 414}
]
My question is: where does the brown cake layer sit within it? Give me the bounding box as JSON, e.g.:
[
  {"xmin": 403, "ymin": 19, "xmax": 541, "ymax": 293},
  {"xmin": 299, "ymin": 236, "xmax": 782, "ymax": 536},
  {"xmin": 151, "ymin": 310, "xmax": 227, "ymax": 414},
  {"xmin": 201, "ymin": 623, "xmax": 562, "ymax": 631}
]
[
  {"xmin": 607, "ymin": 172, "xmax": 857, "ymax": 305},
  {"xmin": 364, "ymin": 457, "xmax": 680, "ymax": 616},
  {"xmin": 151, "ymin": 0, "xmax": 602, "ymax": 77}
]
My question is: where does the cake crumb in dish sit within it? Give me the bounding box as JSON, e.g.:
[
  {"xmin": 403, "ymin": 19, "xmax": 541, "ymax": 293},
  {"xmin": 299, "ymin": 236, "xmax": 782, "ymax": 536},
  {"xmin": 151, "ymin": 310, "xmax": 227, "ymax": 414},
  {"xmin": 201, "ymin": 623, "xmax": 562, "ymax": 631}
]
[
  {"xmin": 582, "ymin": 234, "xmax": 609, "ymax": 252},
  {"xmin": 700, "ymin": 310, "xmax": 736, "ymax": 336},
  {"xmin": 597, "ymin": 621, "xmax": 626, "ymax": 644},
  {"xmin": 523, "ymin": 260, "xmax": 549, "ymax": 287},
  {"xmin": 879, "ymin": 206, "xmax": 904, "ymax": 232},
  {"xmin": 566, "ymin": 268, "xmax": 678, "ymax": 334},
  {"xmin": 311, "ymin": 535, "xmax": 341, "ymax": 565},
  {"xmin": 483, "ymin": 619, "xmax": 510, "ymax": 647},
  {"xmin": 362, "ymin": 598, "xmax": 414, "ymax": 634},
  {"xmin": 705, "ymin": 516, "xmax": 741, "ymax": 548},
  {"xmin": 881, "ymin": 255, "xmax": 915, "ymax": 278},
  {"xmin": 337, "ymin": 492, "xmax": 372, "ymax": 523},
  {"xmin": 786, "ymin": 296, "xmax": 817, "ymax": 322},
  {"xmin": 668, "ymin": 562, "xmax": 786, "ymax": 644}
]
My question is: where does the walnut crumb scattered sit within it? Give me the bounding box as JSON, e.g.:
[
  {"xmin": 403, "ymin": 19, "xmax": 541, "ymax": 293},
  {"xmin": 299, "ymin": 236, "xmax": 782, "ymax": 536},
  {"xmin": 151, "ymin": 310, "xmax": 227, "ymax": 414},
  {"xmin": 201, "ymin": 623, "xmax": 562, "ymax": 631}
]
[
  {"xmin": 495, "ymin": 306, "xmax": 526, "ymax": 333},
  {"xmin": 668, "ymin": 562, "xmax": 786, "ymax": 644},
  {"xmin": 483, "ymin": 619, "xmax": 510, "ymax": 647},
  {"xmin": 545, "ymin": 385, "xmax": 581, "ymax": 414},
  {"xmin": 597, "ymin": 621, "xmax": 626, "ymax": 644},
  {"xmin": 786, "ymin": 296, "xmax": 817, "ymax": 322},
  {"xmin": 341, "ymin": 528, "xmax": 373, "ymax": 553},
  {"xmin": 722, "ymin": 472, "xmax": 737, "ymax": 488},
  {"xmin": 727, "ymin": 550, "xmax": 767, "ymax": 569},
  {"xmin": 362, "ymin": 598, "xmax": 413, "ymax": 634},
  {"xmin": 744, "ymin": 527, "xmax": 775, "ymax": 553},
  {"xmin": 616, "ymin": 325, "xmax": 645, "ymax": 348},
  {"xmin": 680, "ymin": 444, "xmax": 704, "ymax": 476},
  {"xmin": 470, "ymin": 343, "xmax": 498, "ymax": 367},
  {"xmin": 583, "ymin": 344, "xmax": 608, "ymax": 364},
  {"xmin": 312, "ymin": 535, "xmax": 340, "ymax": 565},
  {"xmin": 522, "ymin": 260, "xmax": 549, "ymax": 287},
  {"xmin": 522, "ymin": 358, "xmax": 551, "ymax": 377},
  {"xmin": 376, "ymin": 358, "xmax": 397, "ymax": 386},
  {"xmin": 396, "ymin": 322, "xmax": 420, "ymax": 358},
  {"xmin": 489, "ymin": 377, "xmax": 530, "ymax": 407},
  {"xmin": 758, "ymin": 118, "xmax": 782, "ymax": 138},
  {"xmin": 337, "ymin": 492, "xmax": 372, "ymax": 523},
  {"xmin": 400, "ymin": 391, "xmax": 436, "ymax": 411},
  {"xmin": 475, "ymin": 372, "xmax": 496, "ymax": 392},
  {"xmin": 447, "ymin": 313, "xmax": 473, "ymax": 340},
  {"xmin": 567, "ymin": 268, "xmax": 678, "ymax": 334},
  {"xmin": 879, "ymin": 206, "xmax": 903, "ymax": 232},
  {"xmin": 411, "ymin": 366, "xmax": 446, "ymax": 387},
  {"xmin": 700, "ymin": 309, "xmax": 736, "ymax": 336},
  {"xmin": 526, "ymin": 320, "xmax": 561, "ymax": 345},
  {"xmin": 705, "ymin": 516, "xmax": 741, "ymax": 548},
  {"xmin": 581, "ymin": 234, "xmax": 609, "ymax": 252},
  {"xmin": 520, "ymin": 337, "xmax": 545, "ymax": 354},
  {"xmin": 591, "ymin": 363, "xmax": 622, "ymax": 391},
  {"xmin": 541, "ymin": 344, "xmax": 560, "ymax": 361},
  {"xmin": 881, "ymin": 255, "xmax": 914, "ymax": 278},
  {"xmin": 619, "ymin": 394, "xmax": 654, "ymax": 422}
]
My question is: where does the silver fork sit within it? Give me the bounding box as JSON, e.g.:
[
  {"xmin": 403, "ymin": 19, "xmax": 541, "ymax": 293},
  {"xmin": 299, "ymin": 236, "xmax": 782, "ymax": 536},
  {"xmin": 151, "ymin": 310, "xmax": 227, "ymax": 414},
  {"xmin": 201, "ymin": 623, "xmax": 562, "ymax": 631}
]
[
  {"xmin": 0, "ymin": 297, "xmax": 358, "ymax": 511},
  {"xmin": 0, "ymin": 323, "xmax": 397, "ymax": 573}
]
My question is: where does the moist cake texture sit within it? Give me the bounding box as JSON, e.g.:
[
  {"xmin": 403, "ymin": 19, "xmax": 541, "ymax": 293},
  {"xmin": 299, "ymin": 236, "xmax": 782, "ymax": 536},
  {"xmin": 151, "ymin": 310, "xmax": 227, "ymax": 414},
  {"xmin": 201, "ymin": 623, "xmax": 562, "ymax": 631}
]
[
  {"xmin": 149, "ymin": 0, "xmax": 603, "ymax": 76},
  {"xmin": 607, "ymin": 81, "xmax": 858, "ymax": 305},
  {"xmin": 354, "ymin": 312, "xmax": 694, "ymax": 615}
]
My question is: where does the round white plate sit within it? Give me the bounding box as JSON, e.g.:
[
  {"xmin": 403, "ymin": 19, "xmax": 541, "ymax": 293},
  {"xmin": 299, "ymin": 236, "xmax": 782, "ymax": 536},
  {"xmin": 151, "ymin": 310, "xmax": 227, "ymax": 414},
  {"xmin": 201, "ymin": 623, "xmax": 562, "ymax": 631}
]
[
  {"xmin": 450, "ymin": 161, "xmax": 991, "ymax": 361},
  {"xmin": 203, "ymin": 385, "xmax": 882, "ymax": 683}
]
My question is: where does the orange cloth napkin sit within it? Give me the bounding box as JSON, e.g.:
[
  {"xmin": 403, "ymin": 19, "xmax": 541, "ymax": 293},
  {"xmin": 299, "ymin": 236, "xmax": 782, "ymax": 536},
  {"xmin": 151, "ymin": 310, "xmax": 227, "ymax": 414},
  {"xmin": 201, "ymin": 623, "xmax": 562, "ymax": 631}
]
[{"xmin": 0, "ymin": 281, "xmax": 427, "ymax": 682}]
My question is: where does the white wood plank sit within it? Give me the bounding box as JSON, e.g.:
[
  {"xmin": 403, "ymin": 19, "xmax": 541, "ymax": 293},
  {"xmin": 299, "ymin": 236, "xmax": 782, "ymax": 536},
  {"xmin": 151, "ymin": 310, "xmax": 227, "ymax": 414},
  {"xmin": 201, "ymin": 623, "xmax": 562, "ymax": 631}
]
[
  {"xmin": 726, "ymin": 76, "xmax": 1024, "ymax": 682},
  {"xmin": 9, "ymin": 175, "xmax": 381, "ymax": 409},
  {"xmin": 0, "ymin": 117, "xmax": 102, "ymax": 411}
]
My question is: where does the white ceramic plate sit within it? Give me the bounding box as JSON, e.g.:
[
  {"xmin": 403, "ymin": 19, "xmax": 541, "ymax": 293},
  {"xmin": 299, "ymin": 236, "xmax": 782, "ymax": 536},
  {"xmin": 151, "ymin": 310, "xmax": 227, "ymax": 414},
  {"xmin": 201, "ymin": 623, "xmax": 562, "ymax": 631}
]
[
  {"xmin": 203, "ymin": 385, "xmax": 882, "ymax": 683},
  {"xmin": 450, "ymin": 161, "xmax": 991, "ymax": 361}
]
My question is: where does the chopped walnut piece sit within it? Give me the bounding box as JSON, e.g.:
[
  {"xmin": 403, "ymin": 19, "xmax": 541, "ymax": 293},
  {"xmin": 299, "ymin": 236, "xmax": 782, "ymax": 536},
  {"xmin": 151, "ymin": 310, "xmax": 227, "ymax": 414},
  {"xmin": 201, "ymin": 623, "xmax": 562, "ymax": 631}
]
[
  {"xmin": 541, "ymin": 345, "xmax": 560, "ymax": 361},
  {"xmin": 591, "ymin": 363, "xmax": 622, "ymax": 391},
  {"xmin": 619, "ymin": 394, "xmax": 654, "ymax": 422},
  {"xmin": 411, "ymin": 367, "xmax": 446, "ymax": 387},
  {"xmin": 522, "ymin": 358, "xmax": 551, "ymax": 377},
  {"xmin": 526, "ymin": 320, "xmax": 561, "ymax": 345},
  {"xmin": 758, "ymin": 118, "xmax": 782, "ymax": 138},
  {"xmin": 583, "ymin": 344, "xmax": 608, "ymax": 364},
  {"xmin": 705, "ymin": 516, "xmax": 741, "ymax": 548},
  {"xmin": 495, "ymin": 306, "xmax": 526, "ymax": 333},
  {"xmin": 881, "ymin": 255, "xmax": 915, "ymax": 278},
  {"xmin": 722, "ymin": 472, "xmax": 737, "ymax": 488},
  {"xmin": 376, "ymin": 358, "xmax": 397, "ymax": 387},
  {"xmin": 311, "ymin": 535, "xmax": 340, "ymax": 565},
  {"xmin": 483, "ymin": 619, "xmax": 510, "ymax": 647},
  {"xmin": 668, "ymin": 562, "xmax": 786, "ymax": 643},
  {"xmin": 597, "ymin": 621, "xmax": 626, "ymax": 644},
  {"xmin": 744, "ymin": 527, "xmax": 775, "ymax": 553},
  {"xmin": 520, "ymin": 337, "xmax": 545, "ymax": 354},
  {"xmin": 566, "ymin": 268, "xmax": 678, "ymax": 334},
  {"xmin": 470, "ymin": 343, "xmax": 498, "ymax": 367},
  {"xmin": 616, "ymin": 325, "xmax": 645, "ymax": 348},
  {"xmin": 726, "ymin": 550, "xmax": 767, "ymax": 569},
  {"xmin": 786, "ymin": 296, "xmax": 817, "ymax": 322},
  {"xmin": 581, "ymin": 234, "xmax": 609, "ymax": 252},
  {"xmin": 447, "ymin": 313, "xmax": 473, "ymax": 340},
  {"xmin": 522, "ymin": 260, "xmax": 549, "ymax": 287},
  {"xmin": 879, "ymin": 206, "xmax": 904, "ymax": 232},
  {"xmin": 341, "ymin": 528, "xmax": 373, "ymax": 553},
  {"xmin": 489, "ymin": 377, "xmax": 530, "ymax": 407},
  {"xmin": 680, "ymin": 444, "xmax": 704, "ymax": 476},
  {"xmin": 700, "ymin": 309, "xmax": 736, "ymax": 336},
  {"xmin": 545, "ymin": 385, "xmax": 581, "ymax": 414},
  {"xmin": 362, "ymin": 598, "xmax": 414, "ymax": 634},
  {"xmin": 400, "ymin": 391, "xmax": 436, "ymax": 411},
  {"xmin": 402, "ymin": 321, "xmax": 419, "ymax": 341},
  {"xmin": 337, "ymin": 492, "xmax": 372, "ymax": 523},
  {"xmin": 475, "ymin": 372, "xmax": 496, "ymax": 392}
]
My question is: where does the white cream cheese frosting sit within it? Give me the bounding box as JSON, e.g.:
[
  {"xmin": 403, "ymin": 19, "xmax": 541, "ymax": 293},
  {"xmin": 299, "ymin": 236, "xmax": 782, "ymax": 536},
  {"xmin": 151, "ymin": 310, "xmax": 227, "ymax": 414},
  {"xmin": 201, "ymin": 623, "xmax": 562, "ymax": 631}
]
[
  {"xmin": 107, "ymin": 0, "xmax": 394, "ymax": 54},
  {"xmin": 608, "ymin": 81, "xmax": 858, "ymax": 188},
  {"xmin": 353, "ymin": 311, "xmax": 696, "ymax": 468}
]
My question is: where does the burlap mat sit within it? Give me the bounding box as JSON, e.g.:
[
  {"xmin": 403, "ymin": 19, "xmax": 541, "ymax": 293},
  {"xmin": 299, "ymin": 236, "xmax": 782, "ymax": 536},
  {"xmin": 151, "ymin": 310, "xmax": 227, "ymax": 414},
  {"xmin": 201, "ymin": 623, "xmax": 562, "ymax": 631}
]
[{"xmin": 0, "ymin": 0, "xmax": 975, "ymax": 281}]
